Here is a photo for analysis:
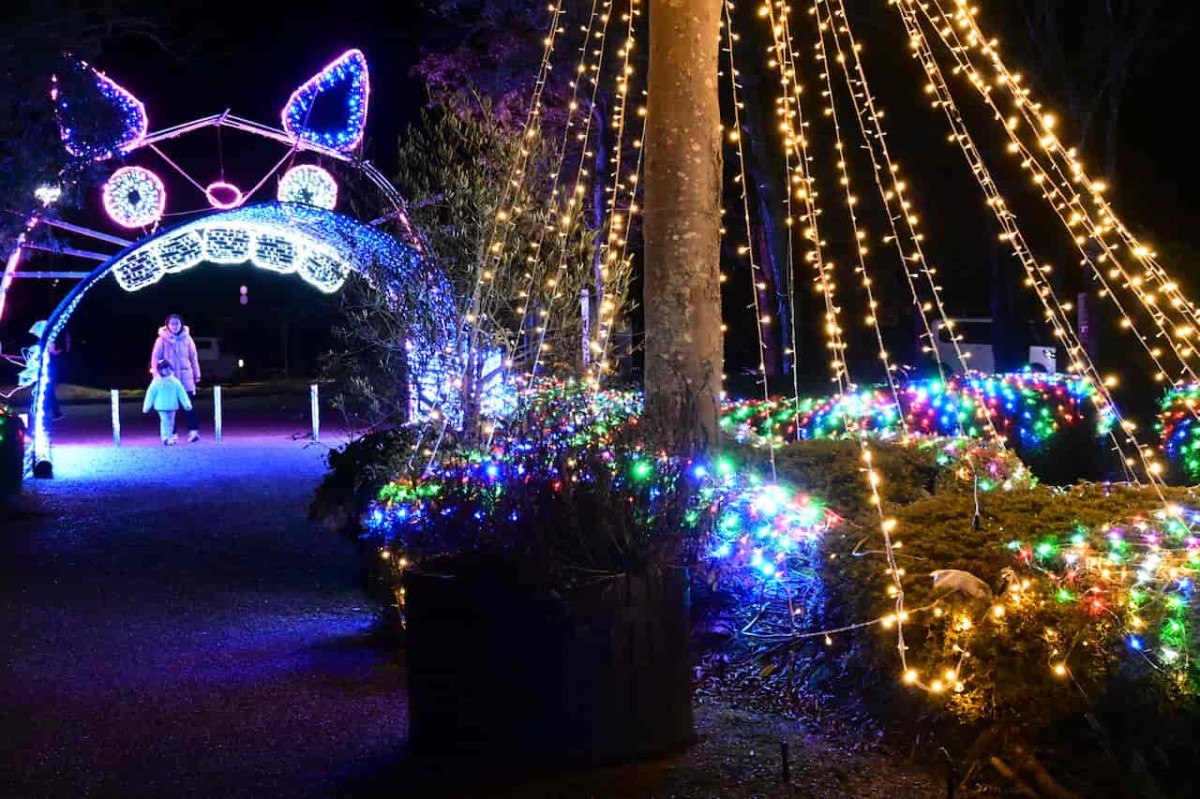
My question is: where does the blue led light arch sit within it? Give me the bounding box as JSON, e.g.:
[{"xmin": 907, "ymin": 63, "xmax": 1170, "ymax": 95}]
[{"xmin": 28, "ymin": 202, "xmax": 457, "ymax": 477}]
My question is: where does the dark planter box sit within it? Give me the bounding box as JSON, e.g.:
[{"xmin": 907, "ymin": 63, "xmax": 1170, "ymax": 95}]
[
  {"xmin": 0, "ymin": 412, "xmax": 24, "ymax": 499},
  {"xmin": 402, "ymin": 565, "xmax": 693, "ymax": 765}
]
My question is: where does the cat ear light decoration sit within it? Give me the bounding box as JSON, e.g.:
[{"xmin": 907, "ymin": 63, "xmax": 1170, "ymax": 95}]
[
  {"xmin": 52, "ymin": 59, "xmax": 148, "ymax": 161},
  {"xmin": 281, "ymin": 49, "xmax": 370, "ymax": 153}
]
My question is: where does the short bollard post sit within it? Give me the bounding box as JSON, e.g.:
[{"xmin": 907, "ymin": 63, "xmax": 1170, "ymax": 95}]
[
  {"xmin": 214, "ymin": 385, "xmax": 223, "ymax": 443},
  {"xmin": 310, "ymin": 382, "xmax": 320, "ymax": 442},
  {"xmin": 111, "ymin": 389, "xmax": 120, "ymax": 447}
]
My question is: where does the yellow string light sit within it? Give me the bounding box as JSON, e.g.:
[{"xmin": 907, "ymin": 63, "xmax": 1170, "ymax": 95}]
[
  {"xmin": 763, "ymin": 0, "xmax": 851, "ymax": 397},
  {"xmin": 809, "ymin": 0, "xmax": 907, "ymax": 431},
  {"xmin": 588, "ymin": 0, "xmax": 645, "ymax": 388},
  {"xmin": 724, "ymin": 0, "xmax": 779, "ymax": 479},
  {"xmin": 913, "ymin": 0, "xmax": 1200, "ymax": 390},
  {"xmin": 504, "ymin": 0, "xmax": 614, "ymax": 383},
  {"xmin": 819, "ymin": 0, "xmax": 1005, "ymax": 452},
  {"xmin": 940, "ymin": 0, "xmax": 1200, "ymax": 357},
  {"xmin": 526, "ymin": 0, "xmax": 618, "ymax": 378},
  {"xmin": 413, "ymin": 0, "xmax": 568, "ymax": 469},
  {"xmin": 887, "ymin": 0, "xmax": 1165, "ymax": 485}
]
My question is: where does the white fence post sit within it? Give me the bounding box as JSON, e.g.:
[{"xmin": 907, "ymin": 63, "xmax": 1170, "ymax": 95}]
[
  {"xmin": 214, "ymin": 385, "xmax": 223, "ymax": 443},
  {"xmin": 111, "ymin": 389, "xmax": 120, "ymax": 447},
  {"xmin": 310, "ymin": 383, "xmax": 320, "ymax": 442}
]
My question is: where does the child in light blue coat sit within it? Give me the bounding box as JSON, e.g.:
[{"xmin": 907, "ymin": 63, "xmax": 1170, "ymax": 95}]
[{"xmin": 143, "ymin": 360, "xmax": 193, "ymax": 445}]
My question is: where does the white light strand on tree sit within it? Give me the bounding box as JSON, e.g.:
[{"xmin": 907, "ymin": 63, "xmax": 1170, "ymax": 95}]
[
  {"xmin": 586, "ymin": 0, "xmax": 644, "ymax": 386},
  {"xmin": 887, "ymin": 0, "xmax": 1166, "ymax": 482},
  {"xmin": 809, "ymin": 0, "xmax": 907, "ymax": 430},
  {"xmin": 816, "ymin": 0, "xmax": 1003, "ymax": 449},
  {"xmin": 504, "ymin": 0, "xmax": 614, "ymax": 383},
  {"xmin": 724, "ymin": 0, "xmax": 779, "ymax": 479},
  {"xmin": 762, "ymin": 1, "xmax": 851, "ymax": 398},
  {"xmin": 915, "ymin": 0, "xmax": 1200, "ymax": 390},
  {"xmin": 527, "ymin": 0, "xmax": 619, "ymax": 379},
  {"xmin": 413, "ymin": 0, "xmax": 567, "ymax": 470},
  {"xmin": 935, "ymin": 0, "xmax": 1200, "ymax": 374}
]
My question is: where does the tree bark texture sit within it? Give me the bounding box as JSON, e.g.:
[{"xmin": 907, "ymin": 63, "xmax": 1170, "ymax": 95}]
[{"xmin": 643, "ymin": 0, "xmax": 724, "ymax": 455}]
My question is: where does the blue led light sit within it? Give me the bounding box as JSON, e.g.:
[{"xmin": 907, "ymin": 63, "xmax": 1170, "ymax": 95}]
[
  {"xmin": 52, "ymin": 60, "xmax": 147, "ymax": 161},
  {"xmin": 281, "ymin": 49, "xmax": 370, "ymax": 152}
]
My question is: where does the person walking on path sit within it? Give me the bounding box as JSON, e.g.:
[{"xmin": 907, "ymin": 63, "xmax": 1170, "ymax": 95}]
[
  {"xmin": 143, "ymin": 360, "xmax": 193, "ymax": 445},
  {"xmin": 149, "ymin": 314, "xmax": 202, "ymax": 442}
]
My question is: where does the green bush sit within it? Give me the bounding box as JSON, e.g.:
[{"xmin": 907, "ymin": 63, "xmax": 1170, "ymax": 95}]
[
  {"xmin": 754, "ymin": 437, "xmax": 1200, "ymax": 795},
  {"xmin": 308, "ymin": 426, "xmax": 421, "ymax": 536}
]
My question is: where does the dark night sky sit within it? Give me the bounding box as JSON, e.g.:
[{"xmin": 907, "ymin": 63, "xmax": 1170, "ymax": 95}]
[{"xmin": 4, "ymin": 0, "xmax": 1199, "ymax": 393}]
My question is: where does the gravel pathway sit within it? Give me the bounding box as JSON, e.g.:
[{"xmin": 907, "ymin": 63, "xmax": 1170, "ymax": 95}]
[{"xmin": 1, "ymin": 433, "xmax": 408, "ymax": 798}]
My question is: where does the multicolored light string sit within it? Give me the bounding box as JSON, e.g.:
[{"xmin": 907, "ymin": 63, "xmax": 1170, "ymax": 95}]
[
  {"xmin": 1000, "ymin": 506, "xmax": 1200, "ymax": 690},
  {"xmin": 1160, "ymin": 385, "xmax": 1200, "ymax": 484},
  {"xmin": 723, "ymin": 372, "xmax": 1114, "ymax": 449}
]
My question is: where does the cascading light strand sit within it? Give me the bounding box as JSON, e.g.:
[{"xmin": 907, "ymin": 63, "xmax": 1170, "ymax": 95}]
[
  {"xmin": 774, "ymin": 0, "xmax": 911, "ymax": 691},
  {"xmin": 820, "ymin": 0, "xmax": 1005, "ymax": 451},
  {"xmin": 588, "ymin": 0, "xmax": 644, "ymax": 387},
  {"xmin": 527, "ymin": 0, "xmax": 618, "ymax": 379},
  {"xmin": 504, "ymin": 0, "xmax": 613, "ymax": 387},
  {"xmin": 887, "ymin": 0, "xmax": 1165, "ymax": 482},
  {"xmin": 762, "ymin": 0, "xmax": 851, "ymax": 398},
  {"xmin": 814, "ymin": 0, "xmax": 955, "ymax": 389},
  {"xmin": 883, "ymin": 1, "xmax": 1143, "ymax": 470},
  {"xmin": 935, "ymin": 0, "xmax": 1200, "ymax": 372},
  {"xmin": 914, "ymin": 0, "xmax": 1200, "ymax": 390},
  {"xmin": 809, "ymin": 0, "xmax": 906, "ymax": 432},
  {"xmin": 415, "ymin": 0, "xmax": 567, "ymax": 470},
  {"xmin": 724, "ymin": 0, "xmax": 778, "ymax": 479}
]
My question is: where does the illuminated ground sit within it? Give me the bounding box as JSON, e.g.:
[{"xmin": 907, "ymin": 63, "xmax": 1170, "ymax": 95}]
[{"xmin": 0, "ymin": 399, "xmax": 410, "ymax": 798}]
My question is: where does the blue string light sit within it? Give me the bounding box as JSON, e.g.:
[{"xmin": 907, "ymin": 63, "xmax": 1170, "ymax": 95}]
[
  {"xmin": 281, "ymin": 49, "xmax": 370, "ymax": 152},
  {"xmin": 52, "ymin": 59, "xmax": 147, "ymax": 161}
]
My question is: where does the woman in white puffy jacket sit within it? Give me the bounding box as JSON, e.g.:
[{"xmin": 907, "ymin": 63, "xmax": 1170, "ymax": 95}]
[{"xmin": 149, "ymin": 313, "xmax": 202, "ymax": 442}]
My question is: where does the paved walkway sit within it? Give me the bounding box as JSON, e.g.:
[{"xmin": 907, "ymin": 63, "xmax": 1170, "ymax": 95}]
[{"xmin": 1, "ymin": 424, "xmax": 409, "ymax": 798}]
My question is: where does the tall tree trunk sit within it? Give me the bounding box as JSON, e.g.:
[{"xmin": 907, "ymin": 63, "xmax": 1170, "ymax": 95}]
[{"xmin": 644, "ymin": 0, "xmax": 724, "ymax": 455}]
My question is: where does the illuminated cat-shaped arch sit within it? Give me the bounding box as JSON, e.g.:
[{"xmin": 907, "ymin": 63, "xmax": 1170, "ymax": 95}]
[
  {"xmin": 11, "ymin": 50, "xmax": 469, "ymax": 477},
  {"xmin": 28, "ymin": 202, "xmax": 458, "ymax": 475}
]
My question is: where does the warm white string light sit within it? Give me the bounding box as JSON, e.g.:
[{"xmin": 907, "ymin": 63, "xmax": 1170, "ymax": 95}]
[
  {"xmin": 587, "ymin": 0, "xmax": 644, "ymax": 387},
  {"xmin": 526, "ymin": 0, "xmax": 618, "ymax": 379},
  {"xmin": 809, "ymin": 0, "xmax": 907, "ymax": 430},
  {"xmin": 585, "ymin": 0, "xmax": 643, "ymax": 386},
  {"xmin": 724, "ymin": 0, "xmax": 778, "ymax": 479},
  {"xmin": 762, "ymin": 1, "xmax": 851, "ymax": 397},
  {"xmin": 413, "ymin": 0, "xmax": 568, "ymax": 470},
  {"xmin": 504, "ymin": 0, "xmax": 613, "ymax": 382},
  {"xmin": 913, "ymin": 0, "xmax": 1200, "ymax": 391},
  {"xmin": 816, "ymin": 0, "xmax": 1006, "ymax": 451},
  {"xmin": 888, "ymin": 0, "xmax": 1165, "ymax": 482},
  {"xmin": 935, "ymin": 0, "xmax": 1200, "ymax": 362},
  {"xmin": 797, "ymin": 1, "xmax": 953, "ymax": 393}
]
